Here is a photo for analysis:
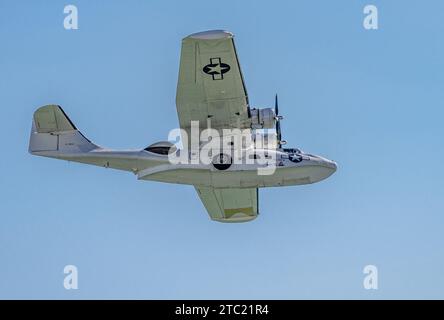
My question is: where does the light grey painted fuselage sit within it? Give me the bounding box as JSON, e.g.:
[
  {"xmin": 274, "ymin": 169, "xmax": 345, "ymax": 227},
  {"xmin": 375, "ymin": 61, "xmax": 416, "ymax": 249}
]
[{"xmin": 33, "ymin": 146, "xmax": 337, "ymax": 189}]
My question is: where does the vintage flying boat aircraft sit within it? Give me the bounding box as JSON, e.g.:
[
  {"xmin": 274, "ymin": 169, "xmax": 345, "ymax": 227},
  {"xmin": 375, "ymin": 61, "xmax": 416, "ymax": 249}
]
[{"xmin": 29, "ymin": 30, "xmax": 337, "ymax": 223}]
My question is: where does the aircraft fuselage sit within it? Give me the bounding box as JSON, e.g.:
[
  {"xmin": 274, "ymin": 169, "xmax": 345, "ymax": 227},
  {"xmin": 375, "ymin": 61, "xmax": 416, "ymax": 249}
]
[{"xmin": 38, "ymin": 146, "xmax": 337, "ymax": 189}]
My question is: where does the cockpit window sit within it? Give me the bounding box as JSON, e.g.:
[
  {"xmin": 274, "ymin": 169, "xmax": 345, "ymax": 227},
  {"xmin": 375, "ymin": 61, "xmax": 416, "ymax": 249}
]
[
  {"xmin": 144, "ymin": 141, "xmax": 177, "ymax": 155},
  {"xmin": 144, "ymin": 146, "xmax": 172, "ymax": 155}
]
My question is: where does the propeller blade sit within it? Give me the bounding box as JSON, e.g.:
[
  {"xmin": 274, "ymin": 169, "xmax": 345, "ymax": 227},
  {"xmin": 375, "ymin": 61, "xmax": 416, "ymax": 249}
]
[
  {"xmin": 276, "ymin": 120, "xmax": 282, "ymax": 147},
  {"xmin": 275, "ymin": 94, "xmax": 283, "ymax": 148},
  {"xmin": 275, "ymin": 94, "xmax": 279, "ymax": 115}
]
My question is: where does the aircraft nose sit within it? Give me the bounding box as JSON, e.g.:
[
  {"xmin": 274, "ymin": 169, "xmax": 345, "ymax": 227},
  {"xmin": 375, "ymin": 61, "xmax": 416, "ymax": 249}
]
[
  {"xmin": 314, "ymin": 155, "xmax": 337, "ymax": 171},
  {"xmin": 325, "ymin": 159, "xmax": 337, "ymax": 171},
  {"xmin": 320, "ymin": 159, "xmax": 337, "ymax": 181},
  {"xmin": 307, "ymin": 157, "xmax": 337, "ymax": 183},
  {"xmin": 318, "ymin": 157, "xmax": 337, "ymax": 176}
]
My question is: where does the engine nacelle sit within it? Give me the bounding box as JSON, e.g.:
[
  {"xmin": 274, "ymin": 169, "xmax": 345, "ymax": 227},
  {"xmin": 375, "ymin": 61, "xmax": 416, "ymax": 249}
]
[{"xmin": 250, "ymin": 108, "xmax": 276, "ymax": 129}]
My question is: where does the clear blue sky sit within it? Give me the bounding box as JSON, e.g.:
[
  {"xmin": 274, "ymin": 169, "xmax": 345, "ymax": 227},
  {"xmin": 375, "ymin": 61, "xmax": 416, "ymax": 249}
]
[{"xmin": 1, "ymin": 0, "xmax": 443, "ymax": 299}]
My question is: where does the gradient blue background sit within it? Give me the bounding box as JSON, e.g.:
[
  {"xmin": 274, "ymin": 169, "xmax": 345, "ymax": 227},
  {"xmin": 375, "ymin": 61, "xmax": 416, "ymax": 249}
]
[{"xmin": 1, "ymin": 0, "xmax": 443, "ymax": 299}]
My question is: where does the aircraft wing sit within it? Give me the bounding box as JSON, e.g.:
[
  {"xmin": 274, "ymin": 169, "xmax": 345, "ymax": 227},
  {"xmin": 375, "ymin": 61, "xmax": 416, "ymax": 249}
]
[
  {"xmin": 195, "ymin": 186, "xmax": 258, "ymax": 222},
  {"xmin": 176, "ymin": 30, "xmax": 251, "ymax": 135}
]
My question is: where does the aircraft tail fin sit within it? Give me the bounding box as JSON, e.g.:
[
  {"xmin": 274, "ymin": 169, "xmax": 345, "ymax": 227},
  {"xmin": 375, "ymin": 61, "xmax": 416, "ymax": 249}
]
[{"xmin": 29, "ymin": 105, "xmax": 99, "ymax": 155}]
